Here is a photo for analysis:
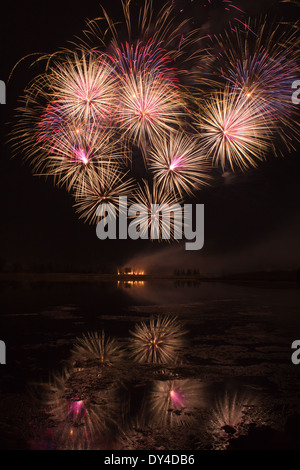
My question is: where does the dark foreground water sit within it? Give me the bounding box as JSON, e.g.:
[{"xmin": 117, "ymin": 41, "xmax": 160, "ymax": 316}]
[{"xmin": 0, "ymin": 279, "xmax": 300, "ymax": 450}]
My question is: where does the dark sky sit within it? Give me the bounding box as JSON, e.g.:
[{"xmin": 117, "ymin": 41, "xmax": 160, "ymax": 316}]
[{"xmin": 0, "ymin": 0, "xmax": 299, "ymax": 274}]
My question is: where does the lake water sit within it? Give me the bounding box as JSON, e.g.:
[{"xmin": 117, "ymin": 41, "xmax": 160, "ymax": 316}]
[{"xmin": 0, "ymin": 280, "xmax": 300, "ymax": 449}]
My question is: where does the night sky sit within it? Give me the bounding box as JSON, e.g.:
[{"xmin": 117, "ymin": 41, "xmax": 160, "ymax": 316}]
[{"xmin": 0, "ymin": 0, "xmax": 299, "ymax": 274}]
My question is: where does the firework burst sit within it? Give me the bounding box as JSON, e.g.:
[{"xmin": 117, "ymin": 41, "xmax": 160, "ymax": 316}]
[
  {"xmin": 40, "ymin": 122, "xmax": 121, "ymax": 191},
  {"xmin": 129, "ymin": 315, "xmax": 187, "ymax": 364},
  {"xmin": 216, "ymin": 20, "xmax": 300, "ymax": 152},
  {"xmin": 149, "ymin": 132, "xmax": 211, "ymax": 196},
  {"xmin": 11, "ymin": 86, "xmax": 121, "ymax": 190},
  {"xmin": 47, "ymin": 52, "xmax": 117, "ymax": 124},
  {"xmin": 116, "ymin": 71, "xmax": 184, "ymax": 152},
  {"xmin": 86, "ymin": 0, "xmax": 208, "ymax": 81},
  {"xmin": 218, "ymin": 21, "xmax": 299, "ymax": 115},
  {"xmin": 74, "ymin": 165, "xmax": 135, "ymax": 223},
  {"xmin": 196, "ymin": 88, "xmax": 272, "ymax": 170},
  {"xmin": 10, "ymin": 0, "xmax": 300, "ymax": 233},
  {"xmin": 82, "ymin": 0, "xmax": 211, "ymax": 149}
]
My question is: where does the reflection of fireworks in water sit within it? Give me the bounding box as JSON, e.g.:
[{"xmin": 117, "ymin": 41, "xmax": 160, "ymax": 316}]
[
  {"xmin": 210, "ymin": 389, "xmax": 256, "ymax": 432},
  {"xmin": 117, "ymin": 280, "xmax": 145, "ymax": 288},
  {"xmin": 43, "ymin": 370, "xmax": 102, "ymax": 449},
  {"xmin": 71, "ymin": 331, "xmax": 124, "ymax": 364},
  {"xmin": 74, "ymin": 165, "xmax": 135, "ymax": 223},
  {"xmin": 129, "ymin": 315, "xmax": 186, "ymax": 364},
  {"xmin": 132, "ymin": 180, "xmax": 183, "ymax": 241},
  {"xmin": 43, "ymin": 367, "xmax": 121, "ymax": 450},
  {"xmin": 197, "ymin": 88, "xmax": 272, "ymax": 170},
  {"xmin": 148, "ymin": 379, "xmax": 200, "ymax": 427},
  {"xmin": 149, "ymin": 132, "xmax": 211, "ymax": 197}
]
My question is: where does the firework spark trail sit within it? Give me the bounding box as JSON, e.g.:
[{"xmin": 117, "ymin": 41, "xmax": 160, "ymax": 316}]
[
  {"xmin": 74, "ymin": 167, "xmax": 135, "ymax": 224},
  {"xmin": 107, "ymin": 40, "xmax": 176, "ymax": 81},
  {"xmin": 149, "ymin": 132, "xmax": 211, "ymax": 197},
  {"xmin": 129, "ymin": 315, "xmax": 187, "ymax": 363},
  {"xmin": 198, "ymin": 0, "xmax": 246, "ymax": 20},
  {"xmin": 215, "ymin": 20, "xmax": 300, "ymax": 152},
  {"xmin": 96, "ymin": 0, "xmax": 208, "ymax": 69},
  {"xmin": 11, "ymin": 80, "xmax": 52, "ymax": 173},
  {"xmin": 85, "ymin": 0, "xmax": 213, "ymax": 96},
  {"xmin": 196, "ymin": 88, "xmax": 272, "ymax": 171}
]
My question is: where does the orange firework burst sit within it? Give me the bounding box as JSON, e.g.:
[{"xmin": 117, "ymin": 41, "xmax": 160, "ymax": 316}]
[{"xmin": 196, "ymin": 88, "xmax": 272, "ymax": 171}]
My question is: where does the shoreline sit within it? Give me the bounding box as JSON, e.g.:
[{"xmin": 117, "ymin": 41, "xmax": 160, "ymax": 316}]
[{"xmin": 0, "ymin": 271, "xmax": 298, "ymax": 289}]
